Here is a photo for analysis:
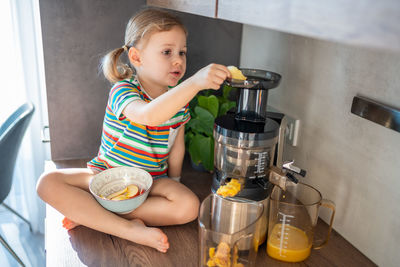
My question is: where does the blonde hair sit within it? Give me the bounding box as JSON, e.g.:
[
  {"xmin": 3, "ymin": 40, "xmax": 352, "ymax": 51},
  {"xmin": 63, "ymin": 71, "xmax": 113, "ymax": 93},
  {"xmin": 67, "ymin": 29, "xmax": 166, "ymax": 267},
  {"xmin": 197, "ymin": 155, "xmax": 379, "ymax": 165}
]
[{"xmin": 102, "ymin": 8, "xmax": 187, "ymax": 84}]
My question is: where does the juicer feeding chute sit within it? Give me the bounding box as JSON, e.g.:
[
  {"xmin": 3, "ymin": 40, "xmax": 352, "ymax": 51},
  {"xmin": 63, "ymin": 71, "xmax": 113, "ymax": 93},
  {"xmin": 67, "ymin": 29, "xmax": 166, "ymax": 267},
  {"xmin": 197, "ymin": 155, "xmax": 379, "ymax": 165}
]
[
  {"xmin": 225, "ymin": 69, "xmax": 282, "ymax": 90},
  {"xmin": 226, "ymin": 69, "xmax": 282, "ymax": 124}
]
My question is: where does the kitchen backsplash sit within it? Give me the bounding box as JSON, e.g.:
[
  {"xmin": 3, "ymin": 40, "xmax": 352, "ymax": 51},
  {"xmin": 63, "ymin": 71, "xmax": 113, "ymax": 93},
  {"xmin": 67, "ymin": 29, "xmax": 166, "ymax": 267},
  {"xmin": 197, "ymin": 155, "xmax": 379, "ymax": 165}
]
[{"xmin": 240, "ymin": 24, "xmax": 400, "ymax": 267}]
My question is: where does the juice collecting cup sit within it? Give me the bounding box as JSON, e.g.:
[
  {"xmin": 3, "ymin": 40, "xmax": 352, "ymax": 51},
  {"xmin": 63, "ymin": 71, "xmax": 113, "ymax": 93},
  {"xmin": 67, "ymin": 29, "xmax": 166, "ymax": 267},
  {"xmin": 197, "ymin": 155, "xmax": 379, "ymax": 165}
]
[
  {"xmin": 267, "ymin": 182, "xmax": 335, "ymax": 262},
  {"xmin": 198, "ymin": 194, "xmax": 264, "ymax": 267}
]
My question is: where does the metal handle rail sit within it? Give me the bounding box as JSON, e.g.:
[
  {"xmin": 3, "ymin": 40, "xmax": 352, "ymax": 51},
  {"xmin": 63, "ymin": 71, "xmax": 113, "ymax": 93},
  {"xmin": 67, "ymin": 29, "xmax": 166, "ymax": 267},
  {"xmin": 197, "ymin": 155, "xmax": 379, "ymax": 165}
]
[{"xmin": 351, "ymin": 95, "xmax": 400, "ymax": 133}]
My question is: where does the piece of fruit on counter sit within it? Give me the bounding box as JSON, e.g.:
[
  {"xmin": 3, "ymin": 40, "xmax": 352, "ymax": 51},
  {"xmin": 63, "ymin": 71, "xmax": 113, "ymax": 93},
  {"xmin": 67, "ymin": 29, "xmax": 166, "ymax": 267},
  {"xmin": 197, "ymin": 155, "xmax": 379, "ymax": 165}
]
[
  {"xmin": 216, "ymin": 179, "xmax": 241, "ymax": 198},
  {"xmin": 103, "ymin": 184, "xmax": 144, "ymax": 201},
  {"xmin": 227, "ymin": 66, "xmax": 247, "ymax": 80}
]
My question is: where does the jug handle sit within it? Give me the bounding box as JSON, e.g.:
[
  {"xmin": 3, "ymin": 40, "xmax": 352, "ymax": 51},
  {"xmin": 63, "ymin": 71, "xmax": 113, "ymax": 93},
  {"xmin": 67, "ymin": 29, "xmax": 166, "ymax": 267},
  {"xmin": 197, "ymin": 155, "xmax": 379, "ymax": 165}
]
[
  {"xmin": 233, "ymin": 233, "xmax": 253, "ymax": 247},
  {"xmin": 313, "ymin": 199, "xmax": 336, "ymax": 250}
]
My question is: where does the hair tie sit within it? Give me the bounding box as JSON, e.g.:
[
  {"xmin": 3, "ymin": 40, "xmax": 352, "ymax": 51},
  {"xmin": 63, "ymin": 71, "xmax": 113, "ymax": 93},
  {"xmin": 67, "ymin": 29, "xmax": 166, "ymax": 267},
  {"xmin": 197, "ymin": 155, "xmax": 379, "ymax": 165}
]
[{"xmin": 122, "ymin": 45, "xmax": 129, "ymax": 52}]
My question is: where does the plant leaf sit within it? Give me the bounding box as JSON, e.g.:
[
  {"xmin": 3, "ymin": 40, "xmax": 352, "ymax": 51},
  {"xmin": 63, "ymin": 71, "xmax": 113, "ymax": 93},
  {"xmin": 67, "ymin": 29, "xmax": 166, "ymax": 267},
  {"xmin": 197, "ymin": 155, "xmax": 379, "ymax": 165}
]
[
  {"xmin": 189, "ymin": 97, "xmax": 198, "ymax": 114},
  {"xmin": 185, "ymin": 117, "xmax": 208, "ymax": 136},
  {"xmin": 222, "ymin": 84, "xmax": 233, "ymax": 99},
  {"xmin": 184, "ymin": 129, "xmax": 194, "ymax": 147},
  {"xmin": 219, "ymin": 100, "xmax": 236, "ymax": 116},
  {"xmin": 194, "ymin": 106, "xmax": 215, "ymax": 136},
  {"xmin": 197, "ymin": 95, "xmax": 219, "ymax": 118},
  {"xmin": 188, "ymin": 134, "xmax": 214, "ymax": 171}
]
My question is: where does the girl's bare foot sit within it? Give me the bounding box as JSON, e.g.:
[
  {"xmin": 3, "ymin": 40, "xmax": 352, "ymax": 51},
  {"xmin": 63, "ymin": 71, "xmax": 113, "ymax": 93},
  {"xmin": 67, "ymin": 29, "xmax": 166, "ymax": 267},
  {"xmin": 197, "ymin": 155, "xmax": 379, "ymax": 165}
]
[
  {"xmin": 127, "ymin": 219, "xmax": 169, "ymax": 253},
  {"xmin": 62, "ymin": 217, "xmax": 169, "ymax": 252},
  {"xmin": 62, "ymin": 217, "xmax": 80, "ymax": 230}
]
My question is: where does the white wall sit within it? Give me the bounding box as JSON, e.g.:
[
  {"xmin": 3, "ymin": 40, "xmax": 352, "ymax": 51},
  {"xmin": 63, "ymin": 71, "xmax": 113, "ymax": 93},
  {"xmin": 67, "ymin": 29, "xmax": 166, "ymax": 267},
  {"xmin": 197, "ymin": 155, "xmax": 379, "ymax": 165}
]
[{"xmin": 240, "ymin": 25, "xmax": 400, "ymax": 267}]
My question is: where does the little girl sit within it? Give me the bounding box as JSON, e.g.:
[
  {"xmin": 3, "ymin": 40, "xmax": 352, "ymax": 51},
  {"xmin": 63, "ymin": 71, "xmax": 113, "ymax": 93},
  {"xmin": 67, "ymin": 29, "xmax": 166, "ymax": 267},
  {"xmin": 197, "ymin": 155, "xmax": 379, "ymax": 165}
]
[{"xmin": 36, "ymin": 8, "xmax": 231, "ymax": 253}]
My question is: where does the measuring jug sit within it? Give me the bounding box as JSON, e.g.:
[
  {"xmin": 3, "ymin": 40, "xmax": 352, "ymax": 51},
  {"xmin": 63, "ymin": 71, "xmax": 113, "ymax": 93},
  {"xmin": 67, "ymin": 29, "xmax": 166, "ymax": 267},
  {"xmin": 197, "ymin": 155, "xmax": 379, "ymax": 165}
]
[
  {"xmin": 198, "ymin": 194, "xmax": 264, "ymax": 267},
  {"xmin": 266, "ymin": 182, "xmax": 335, "ymax": 262}
]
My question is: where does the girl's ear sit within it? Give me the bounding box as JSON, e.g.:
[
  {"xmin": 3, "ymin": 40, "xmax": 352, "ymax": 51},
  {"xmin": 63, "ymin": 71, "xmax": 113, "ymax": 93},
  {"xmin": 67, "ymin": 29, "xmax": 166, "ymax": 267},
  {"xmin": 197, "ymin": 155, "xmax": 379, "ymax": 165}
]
[{"xmin": 128, "ymin": 47, "xmax": 141, "ymax": 67}]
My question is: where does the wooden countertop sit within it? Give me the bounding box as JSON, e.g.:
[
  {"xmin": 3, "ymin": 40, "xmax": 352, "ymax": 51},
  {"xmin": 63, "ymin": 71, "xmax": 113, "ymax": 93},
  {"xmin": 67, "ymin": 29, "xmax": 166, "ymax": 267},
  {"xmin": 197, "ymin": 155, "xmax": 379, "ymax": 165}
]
[{"xmin": 45, "ymin": 157, "xmax": 376, "ymax": 267}]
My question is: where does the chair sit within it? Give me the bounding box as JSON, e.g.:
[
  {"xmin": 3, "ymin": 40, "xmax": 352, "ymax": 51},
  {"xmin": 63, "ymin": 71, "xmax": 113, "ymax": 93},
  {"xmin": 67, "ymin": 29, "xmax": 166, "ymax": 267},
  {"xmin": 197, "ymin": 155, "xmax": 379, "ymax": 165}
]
[{"xmin": 0, "ymin": 102, "xmax": 35, "ymax": 267}]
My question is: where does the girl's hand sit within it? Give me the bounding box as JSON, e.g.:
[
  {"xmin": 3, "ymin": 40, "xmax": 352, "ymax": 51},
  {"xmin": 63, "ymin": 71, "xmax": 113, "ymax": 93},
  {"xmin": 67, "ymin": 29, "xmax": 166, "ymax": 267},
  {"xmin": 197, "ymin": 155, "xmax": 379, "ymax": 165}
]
[{"xmin": 190, "ymin": 64, "xmax": 231, "ymax": 91}]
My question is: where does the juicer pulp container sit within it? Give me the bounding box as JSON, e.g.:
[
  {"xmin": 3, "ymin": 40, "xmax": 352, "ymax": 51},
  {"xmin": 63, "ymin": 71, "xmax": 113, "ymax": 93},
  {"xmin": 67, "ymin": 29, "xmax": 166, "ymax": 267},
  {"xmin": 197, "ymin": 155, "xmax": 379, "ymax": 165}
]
[{"xmin": 198, "ymin": 194, "xmax": 264, "ymax": 267}]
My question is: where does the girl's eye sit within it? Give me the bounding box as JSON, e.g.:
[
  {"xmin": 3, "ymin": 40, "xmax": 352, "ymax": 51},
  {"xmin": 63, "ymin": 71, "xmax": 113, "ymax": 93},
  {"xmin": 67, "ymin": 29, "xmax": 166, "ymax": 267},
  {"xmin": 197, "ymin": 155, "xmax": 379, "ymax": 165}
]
[
  {"xmin": 179, "ymin": 51, "xmax": 187, "ymax": 56},
  {"xmin": 162, "ymin": 50, "xmax": 171, "ymax": 55}
]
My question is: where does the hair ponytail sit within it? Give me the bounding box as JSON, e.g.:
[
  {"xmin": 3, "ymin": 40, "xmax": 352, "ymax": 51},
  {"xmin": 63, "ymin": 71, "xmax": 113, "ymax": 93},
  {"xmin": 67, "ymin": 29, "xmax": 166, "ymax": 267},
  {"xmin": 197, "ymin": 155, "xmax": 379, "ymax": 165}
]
[{"xmin": 101, "ymin": 47, "xmax": 133, "ymax": 84}]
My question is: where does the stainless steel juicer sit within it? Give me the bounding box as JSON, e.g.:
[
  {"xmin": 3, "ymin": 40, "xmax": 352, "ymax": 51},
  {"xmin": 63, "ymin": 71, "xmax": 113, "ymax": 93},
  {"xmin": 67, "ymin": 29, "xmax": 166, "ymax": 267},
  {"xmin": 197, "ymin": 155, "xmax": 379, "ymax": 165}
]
[{"xmin": 210, "ymin": 68, "xmax": 306, "ymax": 247}]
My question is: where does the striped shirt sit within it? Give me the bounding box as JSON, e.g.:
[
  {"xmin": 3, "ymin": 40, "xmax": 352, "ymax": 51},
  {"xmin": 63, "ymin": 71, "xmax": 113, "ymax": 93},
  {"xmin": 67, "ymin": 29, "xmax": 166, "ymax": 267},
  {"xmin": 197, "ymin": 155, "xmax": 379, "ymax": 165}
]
[{"xmin": 87, "ymin": 76, "xmax": 190, "ymax": 178}]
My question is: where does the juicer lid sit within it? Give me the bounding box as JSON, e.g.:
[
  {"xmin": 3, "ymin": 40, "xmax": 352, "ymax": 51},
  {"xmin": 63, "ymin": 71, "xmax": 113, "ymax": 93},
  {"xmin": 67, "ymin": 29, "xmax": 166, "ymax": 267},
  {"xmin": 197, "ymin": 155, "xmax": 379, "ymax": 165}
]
[
  {"xmin": 225, "ymin": 69, "xmax": 282, "ymax": 90},
  {"xmin": 214, "ymin": 113, "xmax": 280, "ymax": 141}
]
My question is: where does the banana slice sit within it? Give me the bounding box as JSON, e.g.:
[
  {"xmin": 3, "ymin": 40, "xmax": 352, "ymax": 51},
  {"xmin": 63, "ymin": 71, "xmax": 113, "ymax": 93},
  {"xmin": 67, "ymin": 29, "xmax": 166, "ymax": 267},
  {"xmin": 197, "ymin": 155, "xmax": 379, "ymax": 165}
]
[
  {"xmin": 105, "ymin": 183, "xmax": 143, "ymax": 201},
  {"xmin": 106, "ymin": 187, "xmax": 128, "ymax": 200},
  {"xmin": 110, "ymin": 194, "xmax": 129, "ymax": 201},
  {"xmin": 125, "ymin": 184, "xmax": 139, "ymax": 198},
  {"xmin": 227, "ymin": 66, "xmax": 247, "ymax": 80}
]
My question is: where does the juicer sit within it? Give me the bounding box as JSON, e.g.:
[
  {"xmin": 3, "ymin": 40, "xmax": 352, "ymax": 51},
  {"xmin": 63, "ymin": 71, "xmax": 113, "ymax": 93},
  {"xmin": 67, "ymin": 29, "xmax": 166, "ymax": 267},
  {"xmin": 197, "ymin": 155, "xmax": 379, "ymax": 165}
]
[{"xmin": 210, "ymin": 68, "xmax": 306, "ymax": 246}]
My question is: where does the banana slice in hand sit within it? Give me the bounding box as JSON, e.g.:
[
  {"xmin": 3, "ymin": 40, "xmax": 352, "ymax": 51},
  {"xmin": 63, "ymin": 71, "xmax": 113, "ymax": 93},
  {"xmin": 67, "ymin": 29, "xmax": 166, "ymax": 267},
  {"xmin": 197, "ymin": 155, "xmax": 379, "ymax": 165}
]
[{"xmin": 227, "ymin": 66, "xmax": 247, "ymax": 80}]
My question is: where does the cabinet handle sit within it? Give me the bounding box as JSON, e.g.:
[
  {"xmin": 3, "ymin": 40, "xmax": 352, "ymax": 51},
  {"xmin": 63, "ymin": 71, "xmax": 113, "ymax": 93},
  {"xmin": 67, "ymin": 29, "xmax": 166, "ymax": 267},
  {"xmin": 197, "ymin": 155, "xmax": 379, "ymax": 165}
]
[
  {"xmin": 351, "ymin": 95, "xmax": 400, "ymax": 133},
  {"xmin": 41, "ymin": 125, "xmax": 50, "ymax": 143}
]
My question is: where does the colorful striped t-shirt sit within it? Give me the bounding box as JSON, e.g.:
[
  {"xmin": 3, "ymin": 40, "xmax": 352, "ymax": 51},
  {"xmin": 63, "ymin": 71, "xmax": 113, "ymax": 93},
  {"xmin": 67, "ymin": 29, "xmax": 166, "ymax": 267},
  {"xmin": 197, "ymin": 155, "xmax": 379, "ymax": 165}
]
[{"xmin": 87, "ymin": 76, "xmax": 190, "ymax": 178}]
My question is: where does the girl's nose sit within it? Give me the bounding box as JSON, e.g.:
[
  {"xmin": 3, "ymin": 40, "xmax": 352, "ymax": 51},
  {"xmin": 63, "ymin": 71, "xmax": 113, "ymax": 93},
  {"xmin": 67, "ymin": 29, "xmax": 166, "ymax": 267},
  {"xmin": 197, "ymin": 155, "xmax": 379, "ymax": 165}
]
[{"xmin": 173, "ymin": 54, "xmax": 184, "ymax": 65}]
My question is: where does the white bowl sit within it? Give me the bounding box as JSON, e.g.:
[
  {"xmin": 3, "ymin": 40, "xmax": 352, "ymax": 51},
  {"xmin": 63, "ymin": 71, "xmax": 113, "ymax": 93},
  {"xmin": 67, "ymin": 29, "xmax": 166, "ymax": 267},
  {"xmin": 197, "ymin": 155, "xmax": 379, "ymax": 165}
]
[{"xmin": 89, "ymin": 166, "xmax": 153, "ymax": 214}]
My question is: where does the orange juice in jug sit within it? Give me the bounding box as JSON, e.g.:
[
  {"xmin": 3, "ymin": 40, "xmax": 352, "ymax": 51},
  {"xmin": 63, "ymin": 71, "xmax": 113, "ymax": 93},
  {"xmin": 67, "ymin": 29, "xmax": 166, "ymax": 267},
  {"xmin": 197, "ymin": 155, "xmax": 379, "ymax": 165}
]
[{"xmin": 267, "ymin": 223, "xmax": 311, "ymax": 262}]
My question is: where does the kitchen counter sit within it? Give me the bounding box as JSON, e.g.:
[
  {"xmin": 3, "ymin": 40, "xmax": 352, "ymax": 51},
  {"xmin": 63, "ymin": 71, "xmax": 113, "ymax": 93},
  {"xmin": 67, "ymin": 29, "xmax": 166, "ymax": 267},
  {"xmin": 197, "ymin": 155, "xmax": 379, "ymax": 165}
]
[{"xmin": 45, "ymin": 157, "xmax": 376, "ymax": 267}]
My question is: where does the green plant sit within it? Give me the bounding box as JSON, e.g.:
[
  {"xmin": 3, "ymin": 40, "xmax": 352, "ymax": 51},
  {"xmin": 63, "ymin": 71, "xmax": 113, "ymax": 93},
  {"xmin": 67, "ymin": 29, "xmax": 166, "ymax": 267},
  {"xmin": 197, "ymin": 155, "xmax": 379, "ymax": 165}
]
[{"xmin": 185, "ymin": 85, "xmax": 236, "ymax": 171}]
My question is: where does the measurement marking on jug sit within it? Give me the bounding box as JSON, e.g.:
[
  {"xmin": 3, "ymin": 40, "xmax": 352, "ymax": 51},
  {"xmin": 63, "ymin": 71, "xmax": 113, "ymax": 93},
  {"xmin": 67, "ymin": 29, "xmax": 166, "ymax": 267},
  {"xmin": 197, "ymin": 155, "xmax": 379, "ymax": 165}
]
[{"xmin": 278, "ymin": 212, "xmax": 295, "ymax": 256}]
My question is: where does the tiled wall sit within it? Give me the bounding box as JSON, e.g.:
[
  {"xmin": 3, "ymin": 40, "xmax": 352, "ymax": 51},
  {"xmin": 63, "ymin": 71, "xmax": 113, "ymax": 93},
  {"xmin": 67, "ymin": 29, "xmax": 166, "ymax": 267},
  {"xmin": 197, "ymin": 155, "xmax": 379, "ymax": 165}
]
[{"xmin": 240, "ymin": 25, "xmax": 400, "ymax": 267}]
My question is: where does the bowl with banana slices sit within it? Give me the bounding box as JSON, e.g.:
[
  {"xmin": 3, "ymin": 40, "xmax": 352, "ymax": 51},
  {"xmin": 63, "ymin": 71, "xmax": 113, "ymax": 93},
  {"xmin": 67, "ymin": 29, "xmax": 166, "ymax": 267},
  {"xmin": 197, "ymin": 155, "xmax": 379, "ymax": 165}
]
[{"xmin": 89, "ymin": 166, "xmax": 153, "ymax": 214}]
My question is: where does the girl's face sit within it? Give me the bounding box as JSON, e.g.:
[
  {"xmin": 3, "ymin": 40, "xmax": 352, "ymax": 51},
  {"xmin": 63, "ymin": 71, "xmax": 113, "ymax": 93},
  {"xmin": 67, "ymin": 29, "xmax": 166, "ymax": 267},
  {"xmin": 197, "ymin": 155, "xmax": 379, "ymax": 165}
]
[{"xmin": 132, "ymin": 26, "xmax": 187, "ymax": 90}]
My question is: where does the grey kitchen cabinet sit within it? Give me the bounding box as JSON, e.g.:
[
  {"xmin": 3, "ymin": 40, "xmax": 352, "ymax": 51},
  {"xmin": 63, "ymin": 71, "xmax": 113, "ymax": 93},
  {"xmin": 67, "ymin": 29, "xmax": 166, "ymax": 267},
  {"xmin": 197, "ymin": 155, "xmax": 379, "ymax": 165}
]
[
  {"xmin": 41, "ymin": 0, "xmax": 241, "ymax": 160},
  {"xmin": 148, "ymin": 0, "xmax": 400, "ymax": 51},
  {"xmin": 147, "ymin": 0, "xmax": 217, "ymax": 18}
]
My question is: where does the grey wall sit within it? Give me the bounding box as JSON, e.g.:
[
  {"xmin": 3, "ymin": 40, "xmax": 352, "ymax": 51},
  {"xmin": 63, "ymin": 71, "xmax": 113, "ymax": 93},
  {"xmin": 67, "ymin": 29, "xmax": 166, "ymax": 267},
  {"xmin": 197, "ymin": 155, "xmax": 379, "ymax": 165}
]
[
  {"xmin": 241, "ymin": 25, "xmax": 400, "ymax": 267},
  {"xmin": 40, "ymin": 0, "xmax": 242, "ymax": 160}
]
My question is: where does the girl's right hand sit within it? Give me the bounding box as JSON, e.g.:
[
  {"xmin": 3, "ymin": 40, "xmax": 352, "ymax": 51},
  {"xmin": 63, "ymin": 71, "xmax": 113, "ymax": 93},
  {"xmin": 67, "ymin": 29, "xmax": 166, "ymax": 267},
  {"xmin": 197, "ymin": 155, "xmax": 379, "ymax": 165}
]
[{"xmin": 190, "ymin": 64, "xmax": 231, "ymax": 91}]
